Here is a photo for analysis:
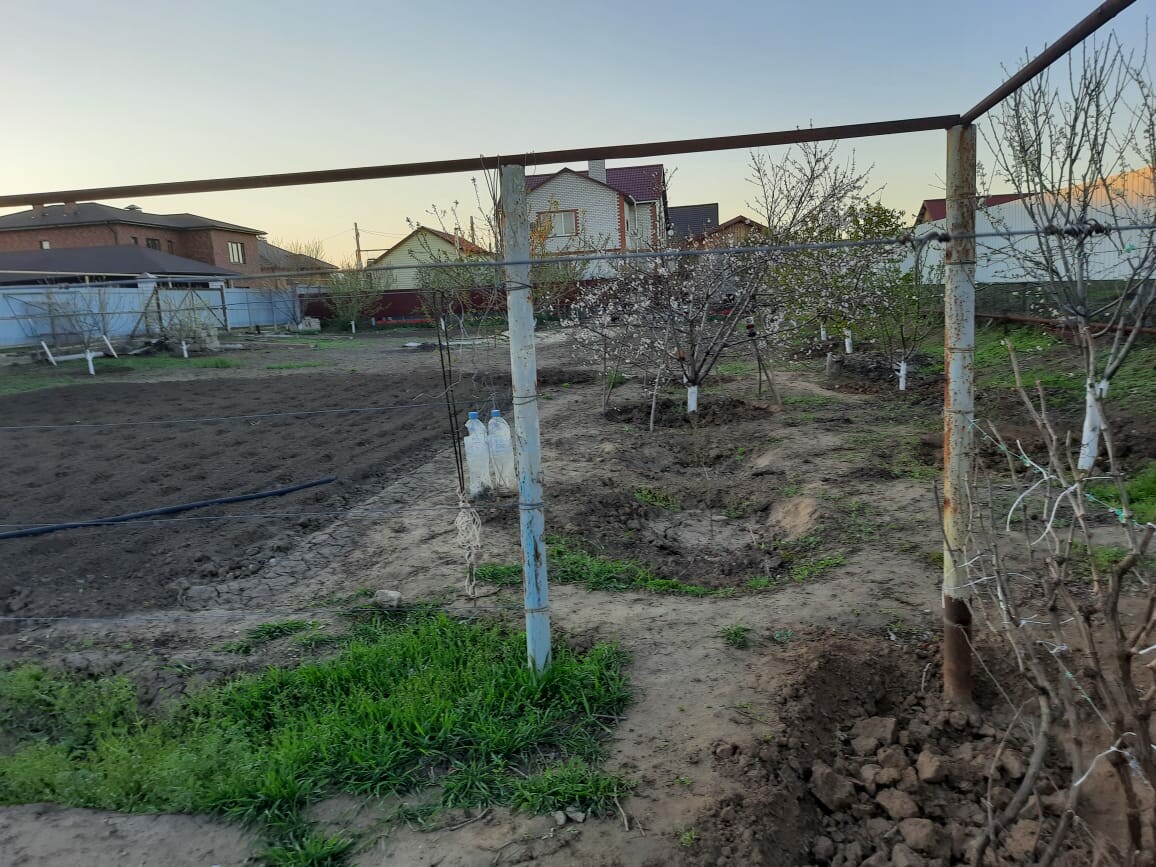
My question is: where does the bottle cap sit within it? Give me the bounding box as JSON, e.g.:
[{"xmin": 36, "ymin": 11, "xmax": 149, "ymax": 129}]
[
  {"xmin": 467, "ymin": 411, "xmax": 478, "ymax": 419},
  {"xmin": 491, "ymin": 409, "xmax": 501, "ymax": 417}
]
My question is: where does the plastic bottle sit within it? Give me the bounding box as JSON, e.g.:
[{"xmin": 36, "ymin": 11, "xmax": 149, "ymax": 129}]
[
  {"xmin": 464, "ymin": 411, "xmax": 492, "ymax": 497},
  {"xmin": 487, "ymin": 409, "xmax": 516, "ymax": 493}
]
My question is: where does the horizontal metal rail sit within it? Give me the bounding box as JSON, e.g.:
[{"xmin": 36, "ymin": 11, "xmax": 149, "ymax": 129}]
[{"xmin": 0, "ymin": 116, "xmax": 960, "ymax": 207}]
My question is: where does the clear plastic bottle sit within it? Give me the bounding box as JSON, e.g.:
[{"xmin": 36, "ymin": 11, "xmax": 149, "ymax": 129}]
[
  {"xmin": 487, "ymin": 409, "xmax": 517, "ymax": 493},
  {"xmin": 464, "ymin": 411, "xmax": 492, "ymax": 497}
]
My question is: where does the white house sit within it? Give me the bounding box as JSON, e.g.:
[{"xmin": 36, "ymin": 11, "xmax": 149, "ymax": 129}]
[
  {"xmin": 525, "ymin": 160, "xmax": 667, "ymax": 278},
  {"xmin": 913, "ymin": 169, "xmax": 1155, "ymax": 314},
  {"xmin": 366, "ymin": 226, "xmax": 491, "ymax": 291}
]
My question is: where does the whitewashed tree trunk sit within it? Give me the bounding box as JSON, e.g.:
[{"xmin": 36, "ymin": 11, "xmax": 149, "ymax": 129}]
[
  {"xmin": 687, "ymin": 385, "xmax": 699, "ymax": 413},
  {"xmin": 84, "ymin": 350, "xmax": 95, "ymax": 376},
  {"xmin": 820, "ymin": 324, "xmax": 829, "ymax": 342},
  {"xmin": 898, "ymin": 360, "xmax": 908, "ymax": 391},
  {"xmin": 1077, "ymin": 379, "xmax": 1109, "ymax": 471},
  {"xmin": 350, "ymin": 320, "xmax": 357, "ymax": 335},
  {"xmin": 181, "ymin": 340, "xmax": 189, "ymax": 359},
  {"xmin": 843, "ymin": 329, "xmax": 853, "ymax": 354}
]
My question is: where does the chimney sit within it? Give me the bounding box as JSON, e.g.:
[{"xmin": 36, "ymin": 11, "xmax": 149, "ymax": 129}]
[
  {"xmin": 588, "ymin": 159, "xmax": 607, "ymax": 184},
  {"xmin": 125, "ymin": 204, "xmax": 143, "ymax": 212}
]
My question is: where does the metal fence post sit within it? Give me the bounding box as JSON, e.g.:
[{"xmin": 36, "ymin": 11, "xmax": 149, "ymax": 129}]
[
  {"xmin": 943, "ymin": 124, "xmax": 977, "ymax": 706},
  {"xmin": 499, "ymin": 163, "xmax": 552, "ymax": 673}
]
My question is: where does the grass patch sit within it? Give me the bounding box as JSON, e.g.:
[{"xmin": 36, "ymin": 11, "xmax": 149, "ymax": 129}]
[
  {"xmin": 478, "ymin": 538, "xmax": 725, "ymax": 597},
  {"xmin": 0, "ymin": 612, "xmax": 630, "ymax": 865},
  {"xmin": 1087, "ymin": 462, "xmax": 1156, "ymax": 525},
  {"xmin": 475, "ymin": 563, "xmax": 522, "ymax": 586},
  {"xmin": 217, "ymin": 619, "xmax": 314, "ymax": 655},
  {"xmin": 745, "ymin": 576, "xmax": 772, "ymax": 591},
  {"xmin": 105, "ymin": 355, "xmax": 244, "ymax": 371},
  {"xmin": 719, "ymin": 625, "xmax": 753, "ymax": 649},
  {"xmin": 716, "ymin": 361, "xmax": 756, "ymax": 376},
  {"xmin": 633, "ymin": 486, "xmax": 682, "ymax": 511},
  {"xmin": 789, "ymin": 554, "xmax": 845, "ymax": 583},
  {"xmin": 781, "ymin": 395, "xmax": 831, "ymax": 408}
]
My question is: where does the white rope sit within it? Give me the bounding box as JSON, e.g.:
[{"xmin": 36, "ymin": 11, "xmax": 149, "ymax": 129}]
[{"xmin": 455, "ymin": 496, "xmax": 483, "ymax": 599}]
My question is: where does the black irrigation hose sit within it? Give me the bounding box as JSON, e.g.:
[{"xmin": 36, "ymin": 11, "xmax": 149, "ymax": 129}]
[{"xmin": 0, "ymin": 476, "xmax": 337, "ymax": 541}]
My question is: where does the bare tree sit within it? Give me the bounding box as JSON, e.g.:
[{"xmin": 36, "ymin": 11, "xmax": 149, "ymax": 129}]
[
  {"xmin": 324, "ymin": 262, "xmax": 385, "ymax": 334},
  {"xmin": 43, "ymin": 285, "xmax": 124, "ymax": 373},
  {"xmin": 951, "ymin": 31, "xmax": 1156, "ymax": 862},
  {"xmin": 985, "ymin": 31, "xmax": 1156, "ymax": 470},
  {"xmin": 260, "ymin": 237, "xmax": 332, "ymax": 327}
]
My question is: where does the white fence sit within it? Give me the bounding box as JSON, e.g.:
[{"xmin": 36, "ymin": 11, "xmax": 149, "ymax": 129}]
[{"xmin": 0, "ymin": 279, "xmax": 309, "ymax": 348}]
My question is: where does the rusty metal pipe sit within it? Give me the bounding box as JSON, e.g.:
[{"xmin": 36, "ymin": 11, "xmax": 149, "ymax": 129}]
[
  {"xmin": 0, "ymin": 116, "xmax": 960, "ymax": 207},
  {"xmin": 960, "ymin": 0, "xmax": 1137, "ymax": 124}
]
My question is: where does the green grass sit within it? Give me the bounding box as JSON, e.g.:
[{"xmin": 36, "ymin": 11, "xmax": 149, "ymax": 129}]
[
  {"xmin": 633, "ymin": 486, "xmax": 682, "ymax": 511},
  {"xmin": 0, "ymin": 354, "xmax": 242, "ymax": 396},
  {"xmin": 781, "ymin": 395, "xmax": 832, "ymax": 408},
  {"xmin": 217, "ymin": 620, "xmax": 315, "ymax": 655},
  {"xmin": 716, "ymin": 361, "xmax": 756, "ymax": 376},
  {"xmin": 104, "ymin": 355, "xmax": 244, "ymax": 371},
  {"xmin": 1088, "ymin": 462, "xmax": 1156, "ymax": 524},
  {"xmin": 745, "ymin": 576, "xmax": 772, "ymax": 591},
  {"xmin": 0, "ymin": 612, "xmax": 631, "ymax": 865},
  {"xmin": 719, "ymin": 625, "xmax": 753, "ymax": 649},
  {"xmin": 478, "ymin": 538, "xmax": 724, "ymax": 597},
  {"xmin": 788, "ymin": 554, "xmax": 846, "ymax": 584}
]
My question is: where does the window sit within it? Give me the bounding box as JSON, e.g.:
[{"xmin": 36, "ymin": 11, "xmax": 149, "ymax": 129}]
[
  {"xmin": 228, "ymin": 241, "xmax": 246, "ymax": 264},
  {"xmin": 131, "ymin": 236, "xmax": 139, "ymax": 245},
  {"xmin": 535, "ymin": 210, "xmax": 577, "ymax": 238},
  {"xmin": 40, "ymin": 240, "xmax": 50, "ymax": 250},
  {"xmin": 167, "ymin": 240, "xmax": 174, "ymax": 254},
  {"xmin": 145, "ymin": 237, "xmax": 161, "ymax": 250}
]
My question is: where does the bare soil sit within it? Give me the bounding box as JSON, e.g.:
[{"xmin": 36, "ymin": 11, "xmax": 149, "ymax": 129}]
[{"xmin": 0, "ymin": 335, "xmax": 1148, "ymax": 865}]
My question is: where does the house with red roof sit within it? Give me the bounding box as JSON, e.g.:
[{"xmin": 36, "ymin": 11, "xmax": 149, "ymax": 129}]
[{"xmin": 526, "ymin": 160, "xmax": 667, "ymax": 276}]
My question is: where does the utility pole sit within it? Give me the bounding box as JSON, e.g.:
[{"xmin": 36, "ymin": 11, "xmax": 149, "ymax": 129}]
[
  {"xmin": 499, "ymin": 162, "xmax": 551, "ymax": 674},
  {"xmin": 354, "ymin": 222, "xmax": 363, "ymax": 269},
  {"xmin": 942, "ymin": 124, "xmax": 977, "ymax": 707}
]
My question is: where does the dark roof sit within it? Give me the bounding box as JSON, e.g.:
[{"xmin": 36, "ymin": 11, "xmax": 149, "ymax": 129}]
[
  {"xmin": 421, "ymin": 226, "xmax": 491, "ymax": 256},
  {"xmin": 0, "ymin": 202, "xmax": 264, "ymax": 235},
  {"xmin": 0, "ymin": 246, "xmax": 240, "ymax": 284},
  {"xmin": 526, "ymin": 164, "xmax": 665, "ymax": 202},
  {"xmin": 705, "ymin": 215, "xmax": 768, "ymax": 236},
  {"xmin": 258, "ymin": 239, "xmax": 337, "ymax": 273},
  {"xmin": 668, "ymin": 204, "xmax": 719, "ymax": 240},
  {"xmin": 916, "ymin": 193, "xmax": 1026, "ymax": 224}
]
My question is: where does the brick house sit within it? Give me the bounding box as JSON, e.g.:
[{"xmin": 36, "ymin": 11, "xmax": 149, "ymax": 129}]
[
  {"xmin": 0, "ymin": 202, "xmax": 264, "ymax": 276},
  {"xmin": 525, "ymin": 160, "xmax": 667, "ymax": 277}
]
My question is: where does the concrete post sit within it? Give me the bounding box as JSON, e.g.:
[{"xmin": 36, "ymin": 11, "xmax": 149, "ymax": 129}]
[
  {"xmin": 499, "ymin": 163, "xmax": 552, "ymax": 674},
  {"xmin": 943, "ymin": 124, "xmax": 977, "ymax": 706}
]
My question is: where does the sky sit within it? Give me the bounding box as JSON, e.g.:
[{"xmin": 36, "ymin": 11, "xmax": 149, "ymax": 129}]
[{"xmin": 1, "ymin": 0, "xmax": 1151, "ymax": 263}]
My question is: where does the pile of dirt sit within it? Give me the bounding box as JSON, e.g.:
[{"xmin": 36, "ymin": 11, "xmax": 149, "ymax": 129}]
[
  {"xmin": 692, "ymin": 636, "xmax": 1095, "ymax": 867},
  {"xmin": 824, "ymin": 352, "xmax": 944, "ymax": 399},
  {"xmin": 603, "ymin": 396, "xmax": 776, "ymax": 428}
]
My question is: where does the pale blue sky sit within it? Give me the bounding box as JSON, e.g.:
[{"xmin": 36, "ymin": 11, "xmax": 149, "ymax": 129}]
[{"xmin": 1, "ymin": 1, "xmax": 1150, "ymax": 261}]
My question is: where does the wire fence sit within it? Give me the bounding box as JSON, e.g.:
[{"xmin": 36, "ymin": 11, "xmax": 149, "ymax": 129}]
[{"xmin": 2, "ymin": 209, "xmax": 1153, "ymax": 629}]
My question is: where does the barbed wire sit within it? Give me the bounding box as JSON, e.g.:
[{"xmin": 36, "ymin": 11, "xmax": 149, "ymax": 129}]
[{"xmin": 971, "ymin": 418, "xmax": 1156, "ymax": 532}]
